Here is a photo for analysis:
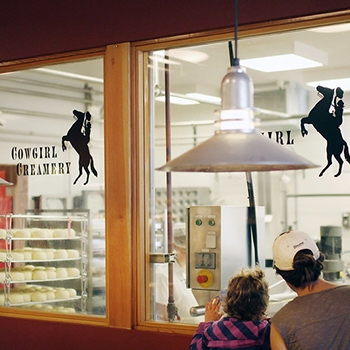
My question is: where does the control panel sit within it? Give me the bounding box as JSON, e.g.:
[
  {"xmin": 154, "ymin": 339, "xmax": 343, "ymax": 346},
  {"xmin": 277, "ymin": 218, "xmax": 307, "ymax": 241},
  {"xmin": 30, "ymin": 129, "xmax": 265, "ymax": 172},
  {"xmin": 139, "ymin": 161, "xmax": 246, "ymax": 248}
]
[{"xmin": 187, "ymin": 206, "xmax": 265, "ymax": 294}]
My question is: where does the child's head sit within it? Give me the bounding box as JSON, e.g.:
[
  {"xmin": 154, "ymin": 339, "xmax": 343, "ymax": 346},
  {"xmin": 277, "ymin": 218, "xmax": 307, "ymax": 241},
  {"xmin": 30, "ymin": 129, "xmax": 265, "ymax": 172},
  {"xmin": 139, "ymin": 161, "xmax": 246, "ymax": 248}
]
[{"xmin": 223, "ymin": 267, "xmax": 269, "ymax": 321}]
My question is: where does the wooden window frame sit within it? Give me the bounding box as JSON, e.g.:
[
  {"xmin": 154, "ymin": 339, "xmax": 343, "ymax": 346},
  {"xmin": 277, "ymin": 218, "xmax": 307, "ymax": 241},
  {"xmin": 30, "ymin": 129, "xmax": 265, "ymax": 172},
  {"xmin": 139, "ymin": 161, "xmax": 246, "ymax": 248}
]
[
  {"xmin": 131, "ymin": 10, "xmax": 350, "ymax": 334},
  {"xmin": 0, "ymin": 43, "xmax": 132, "ymax": 329}
]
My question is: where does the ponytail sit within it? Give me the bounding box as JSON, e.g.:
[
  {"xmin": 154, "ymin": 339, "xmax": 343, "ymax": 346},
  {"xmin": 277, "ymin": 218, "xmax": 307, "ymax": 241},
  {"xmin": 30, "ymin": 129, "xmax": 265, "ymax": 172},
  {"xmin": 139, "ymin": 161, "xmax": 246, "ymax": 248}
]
[{"xmin": 275, "ymin": 249, "xmax": 324, "ymax": 289}]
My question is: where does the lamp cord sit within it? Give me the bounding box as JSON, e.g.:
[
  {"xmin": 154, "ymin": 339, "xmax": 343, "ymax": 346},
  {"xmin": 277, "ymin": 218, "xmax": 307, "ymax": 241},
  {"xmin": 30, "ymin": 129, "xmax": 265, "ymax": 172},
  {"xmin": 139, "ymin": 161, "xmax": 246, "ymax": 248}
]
[
  {"xmin": 229, "ymin": 0, "xmax": 260, "ymax": 266},
  {"xmin": 229, "ymin": 0, "xmax": 240, "ymax": 67}
]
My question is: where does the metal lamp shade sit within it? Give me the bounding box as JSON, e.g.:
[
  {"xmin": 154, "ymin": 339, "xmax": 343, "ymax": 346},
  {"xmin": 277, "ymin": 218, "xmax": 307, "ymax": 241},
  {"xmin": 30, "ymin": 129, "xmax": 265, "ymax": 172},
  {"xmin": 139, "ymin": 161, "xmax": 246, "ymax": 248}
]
[
  {"xmin": 157, "ymin": 61, "xmax": 318, "ymax": 173},
  {"xmin": 157, "ymin": 129, "xmax": 318, "ymax": 172}
]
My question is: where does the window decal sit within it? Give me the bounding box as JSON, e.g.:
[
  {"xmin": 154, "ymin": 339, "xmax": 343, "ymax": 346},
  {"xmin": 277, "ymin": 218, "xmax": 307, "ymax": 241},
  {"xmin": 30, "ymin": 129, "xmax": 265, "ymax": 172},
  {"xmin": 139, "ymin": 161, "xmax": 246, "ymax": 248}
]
[
  {"xmin": 62, "ymin": 110, "xmax": 98, "ymax": 185},
  {"xmin": 301, "ymin": 86, "xmax": 348, "ymax": 177}
]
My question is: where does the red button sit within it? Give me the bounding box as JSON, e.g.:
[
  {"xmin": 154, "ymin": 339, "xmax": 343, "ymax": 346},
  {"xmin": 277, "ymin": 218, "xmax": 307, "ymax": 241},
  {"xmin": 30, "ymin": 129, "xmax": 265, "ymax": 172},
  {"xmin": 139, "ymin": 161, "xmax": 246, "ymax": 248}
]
[{"xmin": 197, "ymin": 275, "xmax": 208, "ymax": 283}]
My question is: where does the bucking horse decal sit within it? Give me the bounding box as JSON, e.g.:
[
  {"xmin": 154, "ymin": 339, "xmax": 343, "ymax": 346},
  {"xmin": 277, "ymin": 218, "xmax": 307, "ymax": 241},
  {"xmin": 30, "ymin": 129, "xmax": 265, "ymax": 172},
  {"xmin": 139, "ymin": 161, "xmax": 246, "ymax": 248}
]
[
  {"xmin": 62, "ymin": 110, "xmax": 98, "ymax": 185},
  {"xmin": 301, "ymin": 85, "xmax": 349, "ymax": 177}
]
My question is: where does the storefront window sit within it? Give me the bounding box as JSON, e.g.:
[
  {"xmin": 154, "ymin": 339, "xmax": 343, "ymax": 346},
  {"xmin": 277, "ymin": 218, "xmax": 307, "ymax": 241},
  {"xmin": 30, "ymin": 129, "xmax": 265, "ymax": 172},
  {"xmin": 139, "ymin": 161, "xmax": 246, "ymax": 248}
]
[
  {"xmin": 0, "ymin": 58, "xmax": 106, "ymax": 316},
  {"xmin": 145, "ymin": 23, "xmax": 350, "ymax": 324}
]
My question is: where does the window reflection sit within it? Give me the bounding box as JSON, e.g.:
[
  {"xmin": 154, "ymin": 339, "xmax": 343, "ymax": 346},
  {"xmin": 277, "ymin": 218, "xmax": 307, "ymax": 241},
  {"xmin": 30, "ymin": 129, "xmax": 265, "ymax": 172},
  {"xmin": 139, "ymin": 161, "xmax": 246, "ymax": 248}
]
[
  {"xmin": 148, "ymin": 23, "xmax": 350, "ymax": 324},
  {"xmin": 0, "ymin": 58, "xmax": 106, "ymax": 316}
]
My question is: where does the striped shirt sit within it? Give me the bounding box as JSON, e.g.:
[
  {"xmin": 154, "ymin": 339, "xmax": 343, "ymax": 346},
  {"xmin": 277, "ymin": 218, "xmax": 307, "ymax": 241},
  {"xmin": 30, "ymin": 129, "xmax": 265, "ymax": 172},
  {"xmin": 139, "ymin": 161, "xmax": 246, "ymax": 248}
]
[{"xmin": 189, "ymin": 317, "xmax": 271, "ymax": 350}]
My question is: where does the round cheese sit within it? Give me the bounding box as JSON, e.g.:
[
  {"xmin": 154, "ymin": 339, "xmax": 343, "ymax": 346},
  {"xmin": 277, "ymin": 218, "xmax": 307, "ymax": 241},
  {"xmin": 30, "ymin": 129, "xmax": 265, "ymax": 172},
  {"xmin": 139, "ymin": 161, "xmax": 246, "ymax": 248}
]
[
  {"xmin": 67, "ymin": 268, "xmax": 80, "ymax": 277},
  {"xmin": 55, "ymin": 289, "xmax": 69, "ymax": 300},
  {"xmin": 54, "ymin": 249, "xmax": 68, "ymax": 259},
  {"xmin": 67, "ymin": 249, "xmax": 79, "ymax": 258},
  {"xmin": 55, "ymin": 268, "xmax": 68, "ymax": 278},
  {"xmin": 32, "ymin": 269, "xmax": 48, "ymax": 280},
  {"xmin": 31, "ymin": 292, "xmax": 47, "ymax": 302}
]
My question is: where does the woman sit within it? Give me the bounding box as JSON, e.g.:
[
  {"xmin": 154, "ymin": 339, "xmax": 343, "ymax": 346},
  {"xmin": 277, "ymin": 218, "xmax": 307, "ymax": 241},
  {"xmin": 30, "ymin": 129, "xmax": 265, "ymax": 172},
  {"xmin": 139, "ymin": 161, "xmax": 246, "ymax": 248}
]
[
  {"xmin": 189, "ymin": 267, "xmax": 270, "ymax": 350},
  {"xmin": 271, "ymin": 230, "xmax": 350, "ymax": 350}
]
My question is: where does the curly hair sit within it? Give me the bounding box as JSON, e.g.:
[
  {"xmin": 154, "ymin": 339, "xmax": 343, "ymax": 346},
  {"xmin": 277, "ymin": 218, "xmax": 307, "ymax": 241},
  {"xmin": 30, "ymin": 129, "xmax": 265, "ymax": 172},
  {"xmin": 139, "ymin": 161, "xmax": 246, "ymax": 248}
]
[
  {"xmin": 223, "ymin": 267, "xmax": 269, "ymax": 321},
  {"xmin": 275, "ymin": 249, "xmax": 324, "ymax": 289}
]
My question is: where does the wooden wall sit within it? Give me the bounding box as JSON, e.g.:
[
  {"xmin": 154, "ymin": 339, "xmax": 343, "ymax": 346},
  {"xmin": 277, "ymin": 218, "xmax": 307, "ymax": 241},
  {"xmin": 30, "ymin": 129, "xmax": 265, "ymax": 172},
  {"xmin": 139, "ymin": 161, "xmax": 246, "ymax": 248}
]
[
  {"xmin": 0, "ymin": 1, "xmax": 349, "ymax": 349},
  {"xmin": 1, "ymin": 0, "xmax": 349, "ymax": 63}
]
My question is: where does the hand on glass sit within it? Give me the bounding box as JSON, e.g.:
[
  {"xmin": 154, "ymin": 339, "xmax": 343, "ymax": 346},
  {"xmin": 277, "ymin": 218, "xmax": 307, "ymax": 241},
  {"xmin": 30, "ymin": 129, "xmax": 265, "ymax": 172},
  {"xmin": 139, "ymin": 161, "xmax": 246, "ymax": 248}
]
[{"xmin": 205, "ymin": 297, "xmax": 222, "ymax": 322}]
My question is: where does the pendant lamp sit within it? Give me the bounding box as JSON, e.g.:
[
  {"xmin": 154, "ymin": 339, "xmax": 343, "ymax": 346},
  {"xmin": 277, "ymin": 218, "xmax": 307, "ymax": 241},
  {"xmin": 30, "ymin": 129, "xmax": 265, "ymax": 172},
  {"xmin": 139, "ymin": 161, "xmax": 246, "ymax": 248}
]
[
  {"xmin": 157, "ymin": 2, "xmax": 318, "ymax": 173},
  {"xmin": 156, "ymin": 0, "xmax": 318, "ymax": 272}
]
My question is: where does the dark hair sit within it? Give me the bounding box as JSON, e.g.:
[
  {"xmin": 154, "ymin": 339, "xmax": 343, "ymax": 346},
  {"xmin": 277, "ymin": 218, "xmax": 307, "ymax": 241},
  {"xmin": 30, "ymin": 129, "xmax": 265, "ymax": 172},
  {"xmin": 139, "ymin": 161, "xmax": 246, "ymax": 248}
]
[
  {"xmin": 223, "ymin": 267, "xmax": 269, "ymax": 321},
  {"xmin": 275, "ymin": 249, "xmax": 324, "ymax": 289}
]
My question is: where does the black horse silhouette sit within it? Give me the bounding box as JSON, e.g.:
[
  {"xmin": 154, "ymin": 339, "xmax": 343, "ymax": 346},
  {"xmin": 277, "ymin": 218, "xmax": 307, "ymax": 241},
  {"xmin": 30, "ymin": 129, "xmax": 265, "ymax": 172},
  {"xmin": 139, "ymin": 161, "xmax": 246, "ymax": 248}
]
[
  {"xmin": 62, "ymin": 110, "xmax": 98, "ymax": 185},
  {"xmin": 301, "ymin": 85, "xmax": 349, "ymax": 177}
]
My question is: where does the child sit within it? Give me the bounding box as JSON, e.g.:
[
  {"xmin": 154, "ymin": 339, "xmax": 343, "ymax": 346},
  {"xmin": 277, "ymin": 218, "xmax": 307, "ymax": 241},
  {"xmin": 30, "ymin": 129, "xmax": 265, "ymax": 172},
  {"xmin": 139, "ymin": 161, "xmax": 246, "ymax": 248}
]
[{"xmin": 189, "ymin": 267, "xmax": 270, "ymax": 350}]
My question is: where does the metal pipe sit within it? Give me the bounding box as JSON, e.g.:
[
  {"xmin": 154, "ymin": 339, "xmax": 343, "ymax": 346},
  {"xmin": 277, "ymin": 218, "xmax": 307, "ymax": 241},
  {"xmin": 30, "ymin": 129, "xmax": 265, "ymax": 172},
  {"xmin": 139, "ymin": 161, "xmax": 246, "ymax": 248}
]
[
  {"xmin": 164, "ymin": 51, "xmax": 177, "ymax": 321},
  {"xmin": 246, "ymin": 172, "xmax": 259, "ymax": 266}
]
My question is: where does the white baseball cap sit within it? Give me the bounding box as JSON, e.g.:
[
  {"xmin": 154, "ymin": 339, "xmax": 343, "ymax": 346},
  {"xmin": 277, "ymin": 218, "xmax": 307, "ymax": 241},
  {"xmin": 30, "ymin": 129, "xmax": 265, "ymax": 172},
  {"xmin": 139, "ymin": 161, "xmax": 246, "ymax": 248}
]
[{"xmin": 272, "ymin": 230, "xmax": 320, "ymax": 271}]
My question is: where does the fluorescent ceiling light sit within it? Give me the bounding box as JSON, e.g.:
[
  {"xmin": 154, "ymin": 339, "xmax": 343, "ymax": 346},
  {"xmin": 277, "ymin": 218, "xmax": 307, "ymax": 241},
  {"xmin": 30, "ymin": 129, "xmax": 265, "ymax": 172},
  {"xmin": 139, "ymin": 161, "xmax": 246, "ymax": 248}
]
[
  {"xmin": 168, "ymin": 49, "xmax": 208, "ymax": 63},
  {"xmin": 240, "ymin": 41, "xmax": 327, "ymax": 73},
  {"xmin": 35, "ymin": 68, "xmax": 103, "ymax": 83},
  {"xmin": 241, "ymin": 54, "xmax": 322, "ymax": 72},
  {"xmin": 185, "ymin": 93, "xmax": 221, "ymax": 104},
  {"xmin": 155, "ymin": 95, "xmax": 199, "ymax": 105},
  {"xmin": 152, "ymin": 49, "xmax": 208, "ymax": 65},
  {"xmin": 307, "ymin": 78, "xmax": 350, "ymax": 91},
  {"xmin": 149, "ymin": 54, "xmax": 181, "ymax": 66},
  {"xmin": 308, "ymin": 23, "xmax": 350, "ymax": 33}
]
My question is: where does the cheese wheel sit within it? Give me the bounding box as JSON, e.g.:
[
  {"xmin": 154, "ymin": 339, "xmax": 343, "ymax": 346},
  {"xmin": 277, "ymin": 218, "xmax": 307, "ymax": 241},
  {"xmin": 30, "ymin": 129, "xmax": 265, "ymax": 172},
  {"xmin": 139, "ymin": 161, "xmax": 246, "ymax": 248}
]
[
  {"xmin": 9, "ymin": 293, "xmax": 24, "ymax": 304},
  {"xmin": 32, "ymin": 269, "xmax": 48, "ymax": 280},
  {"xmin": 44, "ymin": 291, "xmax": 56, "ymax": 300},
  {"xmin": 31, "ymin": 229, "xmax": 49, "ymax": 238},
  {"xmin": 54, "ymin": 249, "xmax": 68, "ymax": 259},
  {"xmin": 23, "ymin": 264, "xmax": 35, "ymax": 271},
  {"xmin": 53, "ymin": 306, "xmax": 65, "ymax": 311},
  {"xmin": 40, "ymin": 305, "xmax": 53, "ymax": 311},
  {"xmin": 13, "ymin": 229, "xmax": 31, "ymax": 238},
  {"xmin": 0, "ymin": 252, "xmax": 6, "ymax": 261},
  {"xmin": 46, "ymin": 268, "xmax": 56, "ymax": 279},
  {"xmin": 66, "ymin": 228, "xmax": 76, "ymax": 238},
  {"xmin": 32, "ymin": 251, "xmax": 47, "ymax": 260},
  {"xmin": 21, "ymin": 251, "xmax": 32, "ymax": 260},
  {"xmin": 11, "ymin": 252, "xmax": 24, "ymax": 261},
  {"xmin": 11, "ymin": 271, "xmax": 25, "ymax": 281},
  {"xmin": 67, "ymin": 249, "xmax": 79, "ymax": 258},
  {"xmin": 67, "ymin": 268, "xmax": 80, "ymax": 277},
  {"xmin": 66, "ymin": 288, "xmax": 77, "ymax": 298},
  {"xmin": 52, "ymin": 229, "xmax": 67, "ymax": 238},
  {"xmin": 55, "ymin": 289, "xmax": 69, "ymax": 300},
  {"xmin": 64, "ymin": 307, "xmax": 76, "ymax": 313},
  {"xmin": 0, "ymin": 294, "xmax": 4, "ymax": 305},
  {"xmin": 20, "ymin": 293, "xmax": 31, "ymax": 303},
  {"xmin": 0, "ymin": 229, "xmax": 6, "ymax": 238},
  {"xmin": 31, "ymin": 292, "xmax": 47, "ymax": 302},
  {"xmin": 21, "ymin": 269, "xmax": 32, "ymax": 280},
  {"xmin": 0, "ymin": 271, "xmax": 5, "ymax": 282},
  {"xmin": 45, "ymin": 250, "xmax": 54, "ymax": 260},
  {"xmin": 55, "ymin": 268, "xmax": 68, "ymax": 278}
]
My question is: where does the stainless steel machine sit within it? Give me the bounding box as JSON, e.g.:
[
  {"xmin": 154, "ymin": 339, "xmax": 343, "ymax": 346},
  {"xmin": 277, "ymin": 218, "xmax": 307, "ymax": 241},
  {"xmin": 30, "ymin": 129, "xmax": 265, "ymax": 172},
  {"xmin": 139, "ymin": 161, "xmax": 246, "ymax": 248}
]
[
  {"xmin": 186, "ymin": 205, "xmax": 265, "ymax": 309},
  {"xmin": 320, "ymin": 225, "xmax": 344, "ymax": 281}
]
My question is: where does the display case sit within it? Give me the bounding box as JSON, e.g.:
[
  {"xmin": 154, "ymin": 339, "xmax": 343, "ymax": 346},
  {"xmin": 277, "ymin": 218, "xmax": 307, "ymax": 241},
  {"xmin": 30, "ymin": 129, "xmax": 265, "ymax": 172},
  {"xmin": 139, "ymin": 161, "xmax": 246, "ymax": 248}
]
[{"xmin": 0, "ymin": 213, "xmax": 88, "ymax": 314}]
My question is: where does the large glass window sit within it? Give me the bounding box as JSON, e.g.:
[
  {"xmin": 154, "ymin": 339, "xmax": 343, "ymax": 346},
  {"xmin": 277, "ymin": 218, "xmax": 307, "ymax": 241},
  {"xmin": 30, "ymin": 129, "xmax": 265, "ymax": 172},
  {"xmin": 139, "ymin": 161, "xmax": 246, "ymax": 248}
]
[
  {"xmin": 144, "ymin": 23, "xmax": 350, "ymax": 324},
  {"xmin": 0, "ymin": 58, "xmax": 106, "ymax": 316}
]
